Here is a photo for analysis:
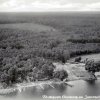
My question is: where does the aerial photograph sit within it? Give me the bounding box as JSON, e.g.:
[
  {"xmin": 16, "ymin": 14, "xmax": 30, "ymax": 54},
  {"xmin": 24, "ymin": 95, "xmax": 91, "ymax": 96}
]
[{"xmin": 0, "ymin": 0, "xmax": 100, "ymax": 100}]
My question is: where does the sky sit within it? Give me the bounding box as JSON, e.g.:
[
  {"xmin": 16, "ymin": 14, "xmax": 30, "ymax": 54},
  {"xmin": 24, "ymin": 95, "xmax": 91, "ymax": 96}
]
[{"xmin": 0, "ymin": 0, "xmax": 100, "ymax": 12}]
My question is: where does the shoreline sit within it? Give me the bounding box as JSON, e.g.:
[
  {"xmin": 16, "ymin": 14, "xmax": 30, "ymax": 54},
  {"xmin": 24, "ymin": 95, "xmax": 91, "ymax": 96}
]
[
  {"xmin": 0, "ymin": 76, "xmax": 97, "ymax": 95},
  {"xmin": 0, "ymin": 52, "xmax": 100, "ymax": 95}
]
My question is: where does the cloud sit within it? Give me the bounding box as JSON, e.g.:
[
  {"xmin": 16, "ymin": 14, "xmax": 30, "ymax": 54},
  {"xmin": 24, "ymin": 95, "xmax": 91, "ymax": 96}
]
[
  {"xmin": 84, "ymin": 2, "xmax": 100, "ymax": 11},
  {"xmin": 0, "ymin": 0, "xmax": 100, "ymax": 12}
]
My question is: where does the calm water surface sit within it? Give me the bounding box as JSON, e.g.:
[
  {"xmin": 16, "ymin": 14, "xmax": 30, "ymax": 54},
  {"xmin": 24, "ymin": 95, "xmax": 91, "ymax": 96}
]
[{"xmin": 0, "ymin": 80, "xmax": 100, "ymax": 100}]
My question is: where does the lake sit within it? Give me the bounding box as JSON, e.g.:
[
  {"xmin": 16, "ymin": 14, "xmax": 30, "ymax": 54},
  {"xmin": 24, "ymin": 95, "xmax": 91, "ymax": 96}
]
[{"xmin": 0, "ymin": 79, "xmax": 100, "ymax": 100}]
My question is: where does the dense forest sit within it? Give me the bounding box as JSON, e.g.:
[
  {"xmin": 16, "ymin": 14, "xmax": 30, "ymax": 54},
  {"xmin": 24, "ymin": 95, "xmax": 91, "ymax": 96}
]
[{"xmin": 0, "ymin": 12, "xmax": 100, "ymax": 87}]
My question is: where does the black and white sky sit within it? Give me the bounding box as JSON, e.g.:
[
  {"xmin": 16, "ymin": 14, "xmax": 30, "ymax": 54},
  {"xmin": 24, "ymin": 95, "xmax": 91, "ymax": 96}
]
[{"xmin": 0, "ymin": 0, "xmax": 100, "ymax": 12}]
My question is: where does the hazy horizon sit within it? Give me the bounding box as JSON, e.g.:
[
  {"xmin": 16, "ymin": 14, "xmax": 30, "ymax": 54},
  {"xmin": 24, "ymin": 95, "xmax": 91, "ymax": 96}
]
[{"xmin": 0, "ymin": 11, "xmax": 100, "ymax": 13}]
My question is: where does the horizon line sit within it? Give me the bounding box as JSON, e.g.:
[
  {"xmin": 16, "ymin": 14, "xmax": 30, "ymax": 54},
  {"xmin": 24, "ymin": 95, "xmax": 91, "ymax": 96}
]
[{"xmin": 0, "ymin": 11, "xmax": 100, "ymax": 13}]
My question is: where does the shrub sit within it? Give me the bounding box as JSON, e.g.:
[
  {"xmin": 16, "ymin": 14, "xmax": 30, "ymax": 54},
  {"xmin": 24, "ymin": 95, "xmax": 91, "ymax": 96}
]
[
  {"xmin": 85, "ymin": 59, "xmax": 100, "ymax": 73},
  {"xmin": 75, "ymin": 57, "xmax": 81, "ymax": 62},
  {"xmin": 53, "ymin": 70, "xmax": 68, "ymax": 81}
]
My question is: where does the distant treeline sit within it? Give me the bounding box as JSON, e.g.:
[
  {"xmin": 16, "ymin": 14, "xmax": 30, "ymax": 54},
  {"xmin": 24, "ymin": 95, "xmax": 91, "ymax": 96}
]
[{"xmin": 67, "ymin": 39, "xmax": 100, "ymax": 43}]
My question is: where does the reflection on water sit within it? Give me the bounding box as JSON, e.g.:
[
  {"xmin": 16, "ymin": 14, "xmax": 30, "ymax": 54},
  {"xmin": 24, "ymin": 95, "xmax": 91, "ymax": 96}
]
[{"xmin": 0, "ymin": 80, "xmax": 100, "ymax": 100}]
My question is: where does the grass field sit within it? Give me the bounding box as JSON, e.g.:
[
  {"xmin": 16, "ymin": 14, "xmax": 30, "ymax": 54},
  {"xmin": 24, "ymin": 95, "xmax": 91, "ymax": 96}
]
[{"xmin": 53, "ymin": 62, "xmax": 95, "ymax": 81}]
